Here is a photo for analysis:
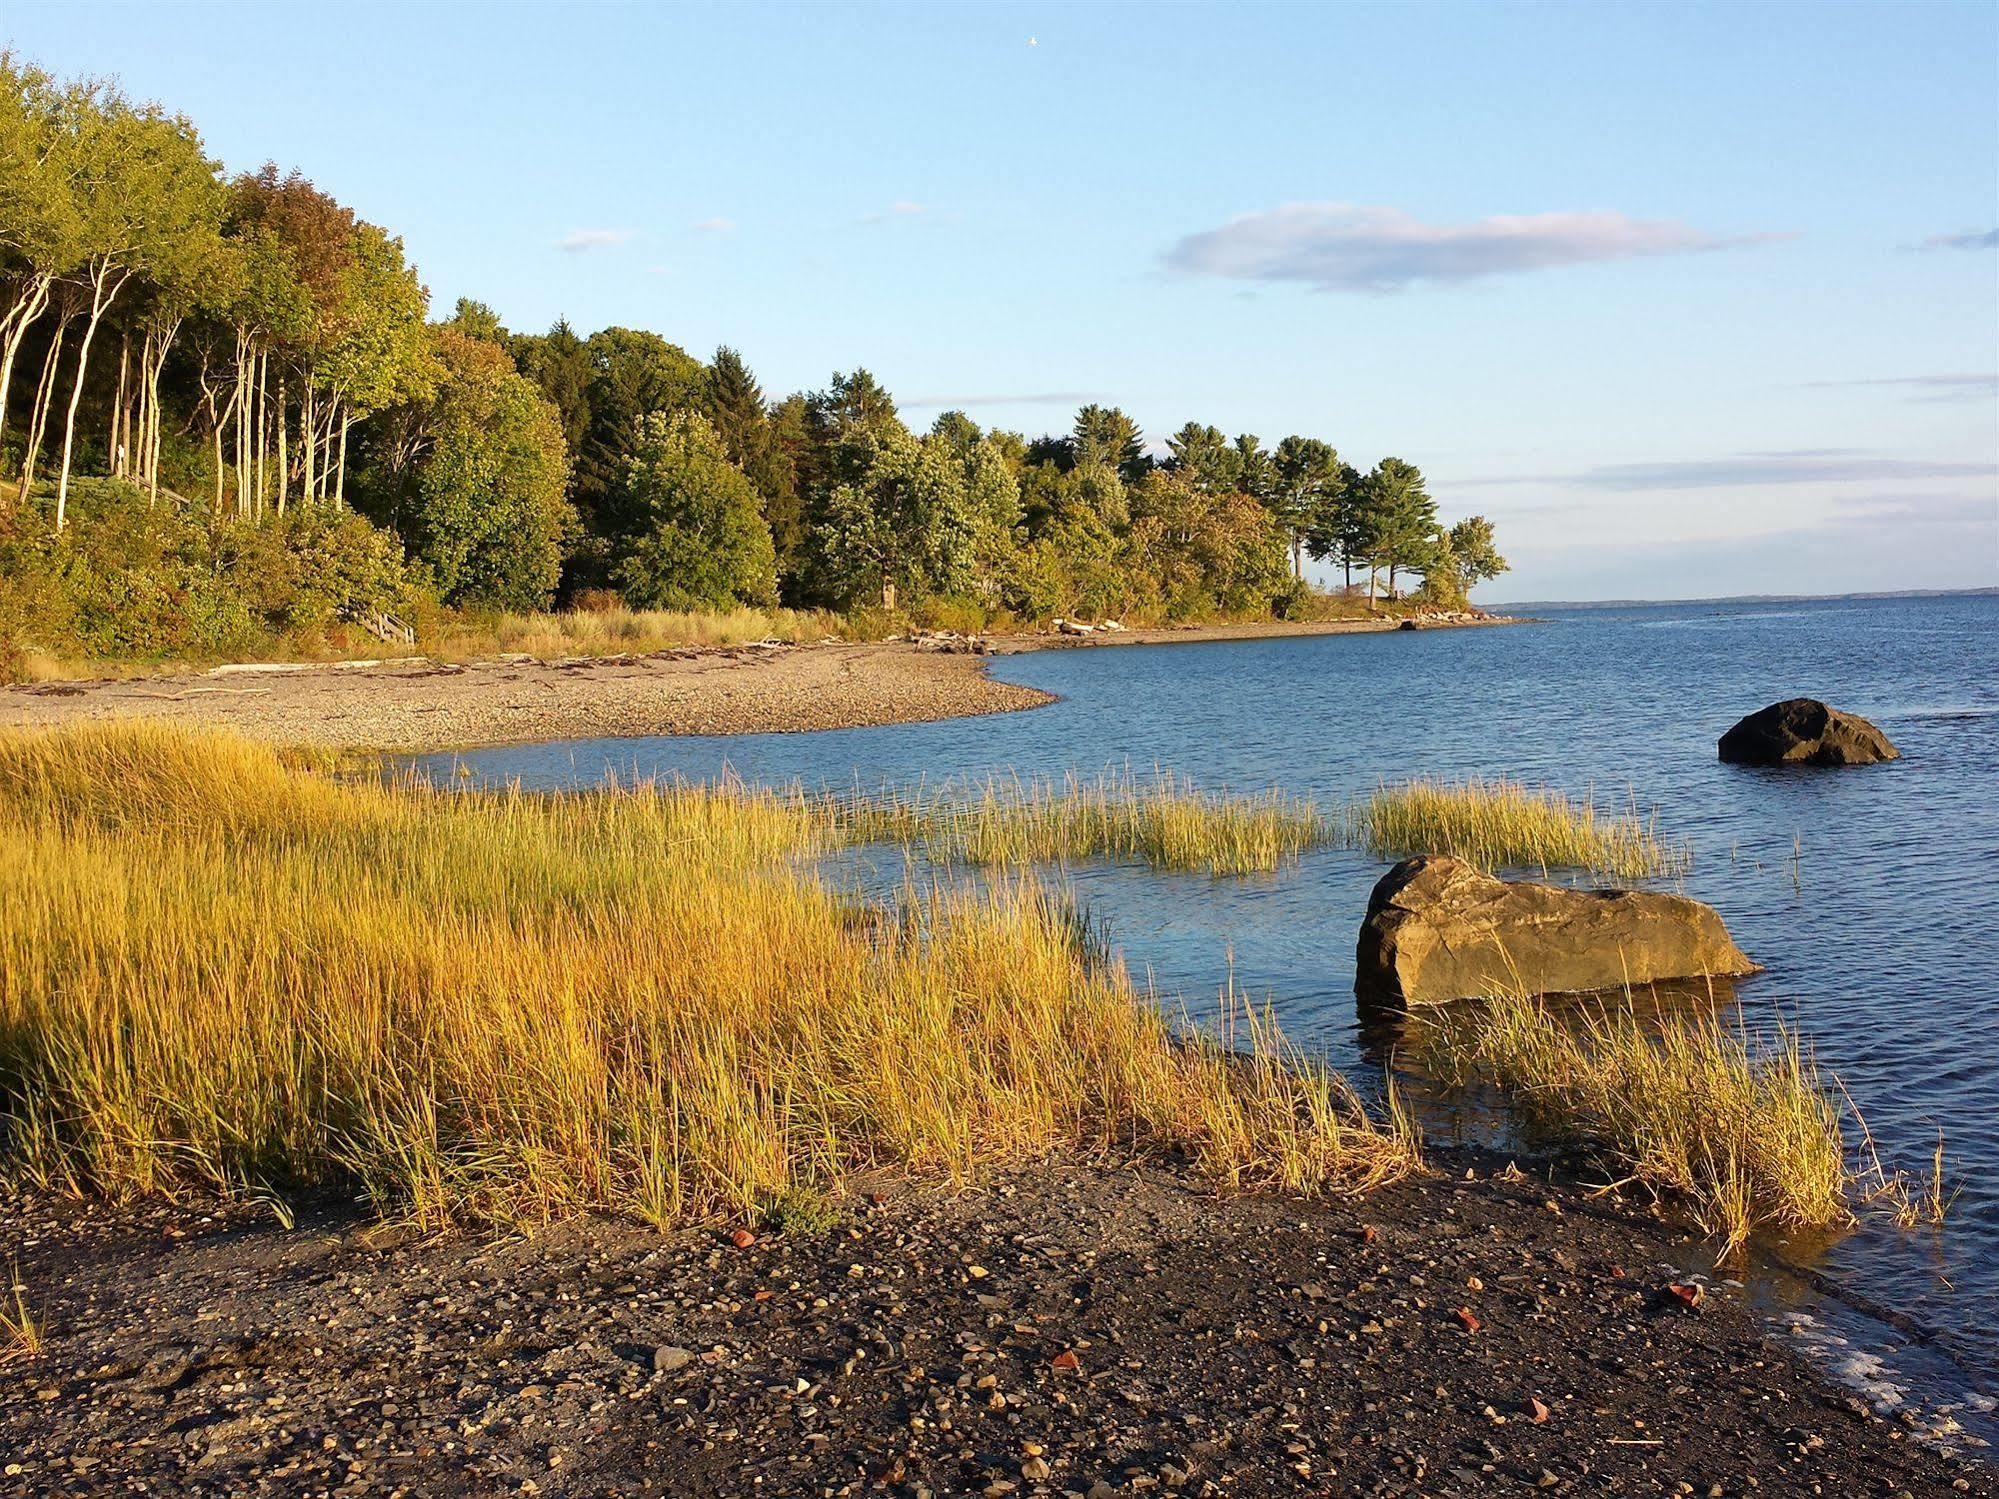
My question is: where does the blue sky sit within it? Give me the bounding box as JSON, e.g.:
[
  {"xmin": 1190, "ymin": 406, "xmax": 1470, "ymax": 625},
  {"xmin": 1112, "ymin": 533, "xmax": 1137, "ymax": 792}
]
[{"xmin": 8, "ymin": 0, "xmax": 1995, "ymax": 599}]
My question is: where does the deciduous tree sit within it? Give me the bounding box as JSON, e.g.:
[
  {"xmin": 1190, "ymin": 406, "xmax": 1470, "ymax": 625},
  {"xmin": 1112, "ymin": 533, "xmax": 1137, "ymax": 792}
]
[{"xmin": 612, "ymin": 410, "xmax": 777, "ymax": 610}]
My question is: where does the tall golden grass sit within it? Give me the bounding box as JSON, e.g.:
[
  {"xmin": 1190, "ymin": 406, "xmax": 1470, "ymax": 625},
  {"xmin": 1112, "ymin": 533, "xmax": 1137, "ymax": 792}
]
[
  {"xmin": 828, "ymin": 772, "xmax": 1687, "ymax": 880},
  {"xmin": 431, "ymin": 604, "xmax": 846, "ymax": 661},
  {"xmin": 1407, "ymin": 990, "xmax": 1928, "ymax": 1258},
  {"xmin": 836, "ymin": 772, "xmax": 1327, "ymax": 876},
  {"xmin": 1349, "ymin": 777, "xmax": 1690, "ymax": 880},
  {"xmin": 0, "ymin": 722, "xmax": 1416, "ymax": 1229}
]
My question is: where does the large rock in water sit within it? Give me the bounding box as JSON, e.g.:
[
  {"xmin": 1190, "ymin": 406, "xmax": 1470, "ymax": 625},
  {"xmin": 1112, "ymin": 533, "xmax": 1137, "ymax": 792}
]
[
  {"xmin": 1718, "ymin": 698, "xmax": 1898, "ymax": 767},
  {"xmin": 1355, "ymin": 855, "xmax": 1757, "ymax": 1007}
]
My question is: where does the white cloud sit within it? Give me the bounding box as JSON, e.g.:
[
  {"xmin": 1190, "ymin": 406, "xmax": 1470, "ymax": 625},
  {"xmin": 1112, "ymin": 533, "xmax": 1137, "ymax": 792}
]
[
  {"xmin": 692, "ymin": 217, "xmax": 737, "ymax": 233},
  {"xmin": 1457, "ymin": 449, "xmax": 1998, "ymax": 492},
  {"xmin": 1161, "ymin": 203, "xmax": 1786, "ymax": 292},
  {"xmin": 1802, "ymin": 373, "xmax": 1998, "ymax": 403},
  {"xmin": 557, "ymin": 228, "xmax": 634, "ymax": 253},
  {"xmin": 644, "ymin": 265, "xmax": 672, "ymax": 276}
]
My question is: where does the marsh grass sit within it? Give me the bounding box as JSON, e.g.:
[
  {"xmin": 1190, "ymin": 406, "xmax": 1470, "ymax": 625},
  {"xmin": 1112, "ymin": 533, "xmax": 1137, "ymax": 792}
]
[
  {"xmin": 1348, "ymin": 777, "xmax": 1690, "ymax": 880},
  {"xmin": 1, "ymin": 1264, "xmax": 41, "ymax": 1361},
  {"xmin": 1409, "ymin": 990, "xmax": 1946, "ymax": 1258},
  {"xmin": 834, "ymin": 772, "xmax": 1327, "ymax": 876},
  {"xmin": 0, "ymin": 722, "xmax": 1417, "ymax": 1230}
]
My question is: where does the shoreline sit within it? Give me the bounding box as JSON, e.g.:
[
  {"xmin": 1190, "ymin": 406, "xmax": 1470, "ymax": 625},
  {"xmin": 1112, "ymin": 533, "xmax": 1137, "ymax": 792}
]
[
  {"xmin": 0, "ymin": 615, "xmax": 1520, "ymax": 753},
  {"xmin": 0, "ymin": 1152, "xmax": 1983, "ymax": 1495}
]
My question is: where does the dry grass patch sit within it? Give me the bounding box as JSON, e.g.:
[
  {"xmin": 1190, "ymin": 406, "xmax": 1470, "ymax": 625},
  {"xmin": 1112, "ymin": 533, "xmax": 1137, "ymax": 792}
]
[
  {"xmin": 0, "ymin": 722, "xmax": 1415, "ymax": 1231},
  {"xmin": 1409, "ymin": 990, "xmax": 1946, "ymax": 1258},
  {"xmin": 431, "ymin": 604, "xmax": 843, "ymax": 661},
  {"xmin": 1349, "ymin": 777, "xmax": 1689, "ymax": 880},
  {"xmin": 836, "ymin": 772, "xmax": 1328, "ymax": 876}
]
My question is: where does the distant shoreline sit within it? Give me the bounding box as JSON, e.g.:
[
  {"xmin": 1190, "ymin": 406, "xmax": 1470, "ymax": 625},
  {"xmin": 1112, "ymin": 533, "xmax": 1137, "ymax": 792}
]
[
  {"xmin": 0, "ymin": 615, "xmax": 1519, "ymax": 753},
  {"xmin": 1495, "ymin": 585, "xmax": 1997, "ymax": 611}
]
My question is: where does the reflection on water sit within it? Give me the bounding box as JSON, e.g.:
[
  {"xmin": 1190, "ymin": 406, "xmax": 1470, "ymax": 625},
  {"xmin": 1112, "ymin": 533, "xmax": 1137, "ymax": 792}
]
[{"xmin": 418, "ymin": 593, "xmax": 1999, "ymax": 1412}]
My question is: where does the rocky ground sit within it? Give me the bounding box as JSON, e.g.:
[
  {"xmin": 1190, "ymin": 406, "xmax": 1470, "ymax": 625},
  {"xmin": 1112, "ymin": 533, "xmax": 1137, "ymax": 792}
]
[{"xmin": 1, "ymin": 1154, "xmax": 1986, "ymax": 1497}]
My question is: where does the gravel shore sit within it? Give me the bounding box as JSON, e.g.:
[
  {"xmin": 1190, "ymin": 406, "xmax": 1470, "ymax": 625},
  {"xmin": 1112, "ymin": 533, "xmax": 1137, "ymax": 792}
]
[
  {"xmin": 0, "ymin": 642, "xmax": 1052, "ymax": 752},
  {"xmin": 0, "ymin": 617, "xmax": 1518, "ymax": 753},
  {"xmin": 0, "ymin": 1154, "xmax": 1983, "ymax": 1497},
  {"xmin": 0, "ymin": 615, "xmax": 1511, "ymax": 751}
]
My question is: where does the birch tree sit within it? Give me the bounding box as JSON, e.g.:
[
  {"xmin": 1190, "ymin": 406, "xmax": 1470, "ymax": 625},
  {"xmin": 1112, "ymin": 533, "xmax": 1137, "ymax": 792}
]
[
  {"xmin": 0, "ymin": 55, "xmax": 81, "ymax": 475},
  {"xmin": 50, "ymin": 85, "xmax": 220, "ymax": 528}
]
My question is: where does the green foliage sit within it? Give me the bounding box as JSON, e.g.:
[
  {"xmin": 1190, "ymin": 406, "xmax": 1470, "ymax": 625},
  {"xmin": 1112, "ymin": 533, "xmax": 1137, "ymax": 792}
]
[
  {"xmin": 1164, "ymin": 422, "xmax": 1233, "ymax": 493},
  {"xmin": 807, "ymin": 421, "xmax": 993, "ymax": 609},
  {"xmin": 0, "ymin": 479, "xmax": 417, "ymax": 669},
  {"xmin": 379, "ymin": 330, "xmax": 571, "ymax": 610},
  {"xmin": 612, "ymin": 411, "xmax": 777, "ymax": 610},
  {"xmin": 1351, "ymin": 457, "xmax": 1438, "ymax": 593},
  {"xmin": 508, "ymin": 319, "xmax": 592, "ymax": 454},
  {"xmin": 704, "ymin": 345, "xmax": 801, "ymax": 587},
  {"xmin": 1070, "ymin": 404, "xmax": 1147, "ymax": 482},
  {"xmin": 1448, "ymin": 515, "xmax": 1508, "ymax": 592},
  {"xmin": 571, "ymin": 327, "xmax": 706, "ymax": 546}
]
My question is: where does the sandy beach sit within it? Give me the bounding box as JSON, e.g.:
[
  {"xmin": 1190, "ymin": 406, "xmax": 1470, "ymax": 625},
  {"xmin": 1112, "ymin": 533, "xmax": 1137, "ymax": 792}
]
[{"xmin": 0, "ymin": 617, "xmax": 1514, "ymax": 752}]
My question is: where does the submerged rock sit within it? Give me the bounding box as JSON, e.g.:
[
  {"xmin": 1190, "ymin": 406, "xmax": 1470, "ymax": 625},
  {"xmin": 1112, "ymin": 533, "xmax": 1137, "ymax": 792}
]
[
  {"xmin": 1718, "ymin": 698, "xmax": 1898, "ymax": 767},
  {"xmin": 1355, "ymin": 855, "xmax": 1757, "ymax": 1007}
]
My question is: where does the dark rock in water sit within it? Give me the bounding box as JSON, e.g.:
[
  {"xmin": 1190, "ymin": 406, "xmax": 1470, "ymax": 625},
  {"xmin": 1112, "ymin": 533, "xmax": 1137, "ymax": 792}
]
[
  {"xmin": 1355, "ymin": 855, "xmax": 1757, "ymax": 1007},
  {"xmin": 1397, "ymin": 618, "xmax": 1420, "ymax": 630},
  {"xmin": 1718, "ymin": 698, "xmax": 1898, "ymax": 767}
]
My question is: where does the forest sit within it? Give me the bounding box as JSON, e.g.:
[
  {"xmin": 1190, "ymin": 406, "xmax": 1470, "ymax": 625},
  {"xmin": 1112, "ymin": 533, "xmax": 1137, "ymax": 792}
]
[{"xmin": 0, "ymin": 56, "xmax": 1506, "ymax": 670}]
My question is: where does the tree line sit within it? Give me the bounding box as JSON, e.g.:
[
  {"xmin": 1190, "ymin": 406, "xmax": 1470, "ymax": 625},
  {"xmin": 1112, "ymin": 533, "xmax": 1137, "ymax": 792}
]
[{"xmin": 0, "ymin": 55, "xmax": 1504, "ymax": 656}]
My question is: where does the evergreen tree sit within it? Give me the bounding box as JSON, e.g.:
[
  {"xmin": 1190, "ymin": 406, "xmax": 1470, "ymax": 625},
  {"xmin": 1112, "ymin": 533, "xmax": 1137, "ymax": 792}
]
[
  {"xmin": 509, "ymin": 320, "xmax": 591, "ymax": 454},
  {"xmin": 1231, "ymin": 434, "xmax": 1275, "ymax": 503},
  {"xmin": 1271, "ymin": 436, "xmax": 1341, "ymax": 581},
  {"xmin": 571, "ymin": 327, "xmax": 705, "ymax": 555},
  {"xmin": 1164, "ymin": 421, "xmax": 1232, "ymax": 492},
  {"xmin": 1358, "ymin": 457, "xmax": 1438, "ymax": 597},
  {"xmin": 1070, "ymin": 404, "xmax": 1145, "ymax": 481}
]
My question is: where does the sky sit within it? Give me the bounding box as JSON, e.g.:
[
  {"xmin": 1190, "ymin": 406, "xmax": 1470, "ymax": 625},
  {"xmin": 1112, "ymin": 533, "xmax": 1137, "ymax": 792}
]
[{"xmin": 6, "ymin": 0, "xmax": 1995, "ymax": 600}]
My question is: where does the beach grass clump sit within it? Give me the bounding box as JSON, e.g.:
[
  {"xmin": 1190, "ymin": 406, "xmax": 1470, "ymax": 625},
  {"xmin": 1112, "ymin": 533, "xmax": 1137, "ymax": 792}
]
[
  {"xmin": 1348, "ymin": 776, "xmax": 1689, "ymax": 880},
  {"xmin": 1, "ymin": 1265, "xmax": 42, "ymax": 1362},
  {"xmin": 0, "ymin": 722, "xmax": 1416, "ymax": 1230},
  {"xmin": 837, "ymin": 772, "xmax": 1328, "ymax": 876},
  {"xmin": 1410, "ymin": 992, "xmax": 1853, "ymax": 1256}
]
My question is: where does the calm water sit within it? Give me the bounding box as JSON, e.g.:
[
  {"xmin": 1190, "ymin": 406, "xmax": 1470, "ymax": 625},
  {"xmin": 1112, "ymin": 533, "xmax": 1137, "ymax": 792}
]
[{"xmin": 421, "ymin": 594, "xmax": 1999, "ymax": 1427}]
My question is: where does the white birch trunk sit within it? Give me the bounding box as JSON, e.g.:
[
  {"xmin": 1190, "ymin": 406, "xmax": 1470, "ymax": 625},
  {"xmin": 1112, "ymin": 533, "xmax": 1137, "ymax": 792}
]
[{"xmin": 55, "ymin": 263, "xmax": 132, "ymax": 531}]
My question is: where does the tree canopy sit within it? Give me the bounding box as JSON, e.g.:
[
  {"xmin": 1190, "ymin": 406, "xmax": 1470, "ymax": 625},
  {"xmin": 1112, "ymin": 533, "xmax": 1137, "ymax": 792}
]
[{"xmin": 0, "ymin": 54, "xmax": 1508, "ymax": 669}]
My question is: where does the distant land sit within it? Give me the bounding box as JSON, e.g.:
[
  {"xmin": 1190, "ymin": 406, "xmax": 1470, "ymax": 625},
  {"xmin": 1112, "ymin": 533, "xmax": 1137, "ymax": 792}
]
[{"xmin": 1492, "ymin": 586, "xmax": 1998, "ymax": 611}]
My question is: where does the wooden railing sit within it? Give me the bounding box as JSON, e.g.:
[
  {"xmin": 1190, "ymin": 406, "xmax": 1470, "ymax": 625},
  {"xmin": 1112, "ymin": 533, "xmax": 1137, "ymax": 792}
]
[{"xmin": 345, "ymin": 607, "xmax": 416, "ymax": 646}]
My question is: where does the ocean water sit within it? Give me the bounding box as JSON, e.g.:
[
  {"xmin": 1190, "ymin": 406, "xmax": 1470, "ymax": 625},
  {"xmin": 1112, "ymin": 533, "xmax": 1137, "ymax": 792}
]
[{"xmin": 419, "ymin": 593, "xmax": 1999, "ymax": 1430}]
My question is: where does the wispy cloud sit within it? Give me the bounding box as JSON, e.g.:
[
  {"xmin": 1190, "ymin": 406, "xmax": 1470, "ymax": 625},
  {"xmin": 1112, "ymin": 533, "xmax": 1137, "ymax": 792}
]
[
  {"xmin": 1458, "ymin": 449, "xmax": 1998, "ymax": 491},
  {"xmin": 1160, "ymin": 203, "xmax": 1788, "ymax": 292},
  {"xmin": 1801, "ymin": 373, "xmax": 1999, "ymax": 404},
  {"xmin": 557, "ymin": 228, "xmax": 633, "ymax": 253},
  {"xmin": 692, "ymin": 217, "xmax": 736, "ymax": 233},
  {"xmin": 861, "ymin": 200, "xmax": 926, "ymax": 225},
  {"xmin": 901, "ymin": 391, "xmax": 1099, "ymax": 410},
  {"xmin": 1918, "ymin": 228, "xmax": 1999, "ymax": 251},
  {"xmin": 1822, "ymin": 491, "xmax": 1998, "ymax": 530},
  {"xmin": 644, "ymin": 265, "xmax": 672, "ymax": 276}
]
